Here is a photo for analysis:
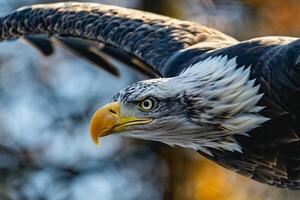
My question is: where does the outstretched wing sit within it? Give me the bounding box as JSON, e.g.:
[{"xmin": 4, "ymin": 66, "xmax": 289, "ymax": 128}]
[{"xmin": 0, "ymin": 2, "xmax": 237, "ymax": 78}]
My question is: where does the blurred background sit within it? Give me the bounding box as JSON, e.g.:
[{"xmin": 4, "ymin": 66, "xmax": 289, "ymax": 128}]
[{"xmin": 0, "ymin": 0, "xmax": 300, "ymax": 199}]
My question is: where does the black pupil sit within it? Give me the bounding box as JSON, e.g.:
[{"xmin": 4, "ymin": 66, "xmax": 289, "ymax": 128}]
[{"xmin": 143, "ymin": 100, "xmax": 150, "ymax": 108}]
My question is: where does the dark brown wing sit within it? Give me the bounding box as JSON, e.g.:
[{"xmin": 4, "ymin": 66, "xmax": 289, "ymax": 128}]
[
  {"xmin": 0, "ymin": 2, "xmax": 237, "ymax": 78},
  {"xmin": 194, "ymin": 37, "xmax": 300, "ymax": 189}
]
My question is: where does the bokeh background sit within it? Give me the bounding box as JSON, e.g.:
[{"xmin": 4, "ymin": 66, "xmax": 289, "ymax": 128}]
[{"xmin": 0, "ymin": 0, "xmax": 300, "ymax": 199}]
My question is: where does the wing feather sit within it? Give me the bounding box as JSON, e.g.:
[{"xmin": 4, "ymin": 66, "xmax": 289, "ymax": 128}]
[{"xmin": 0, "ymin": 2, "xmax": 236, "ymax": 77}]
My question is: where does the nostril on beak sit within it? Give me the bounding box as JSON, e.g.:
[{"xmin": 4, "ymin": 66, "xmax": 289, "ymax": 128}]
[{"xmin": 109, "ymin": 108, "xmax": 118, "ymax": 116}]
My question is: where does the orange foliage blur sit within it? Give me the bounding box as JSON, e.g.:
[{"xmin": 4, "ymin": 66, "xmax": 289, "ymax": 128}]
[
  {"xmin": 159, "ymin": 148, "xmax": 277, "ymax": 200},
  {"xmin": 244, "ymin": 0, "xmax": 300, "ymax": 36}
]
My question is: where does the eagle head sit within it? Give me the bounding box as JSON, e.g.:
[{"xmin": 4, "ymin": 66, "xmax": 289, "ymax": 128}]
[{"xmin": 90, "ymin": 56, "xmax": 269, "ymax": 154}]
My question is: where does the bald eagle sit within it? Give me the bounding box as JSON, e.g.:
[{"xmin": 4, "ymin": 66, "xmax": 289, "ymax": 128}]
[{"xmin": 1, "ymin": 2, "xmax": 300, "ymax": 189}]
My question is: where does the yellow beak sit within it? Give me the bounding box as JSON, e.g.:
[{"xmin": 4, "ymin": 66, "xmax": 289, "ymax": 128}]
[{"xmin": 89, "ymin": 102, "xmax": 152, "ymax": 146}]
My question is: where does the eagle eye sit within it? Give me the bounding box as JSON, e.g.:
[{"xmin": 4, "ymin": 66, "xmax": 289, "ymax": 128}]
[{"xmin": 139, "ymin": 97, "xmax": 157, "ymax": 111}]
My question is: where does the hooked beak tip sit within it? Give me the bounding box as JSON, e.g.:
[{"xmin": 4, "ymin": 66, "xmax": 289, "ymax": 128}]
[{"xmin": 89, "ymin": 102, "xmax": 120, "ymax": 147}]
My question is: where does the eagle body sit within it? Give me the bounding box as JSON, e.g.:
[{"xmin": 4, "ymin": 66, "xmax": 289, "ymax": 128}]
[{"xmin": 1, "ymin": 2, "xmax": 300, "ymax": 189}]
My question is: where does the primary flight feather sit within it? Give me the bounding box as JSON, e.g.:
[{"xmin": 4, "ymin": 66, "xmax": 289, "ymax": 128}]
[{"xmin": 1, "ymin": 2, "xmax": 300, "ymax": 189}]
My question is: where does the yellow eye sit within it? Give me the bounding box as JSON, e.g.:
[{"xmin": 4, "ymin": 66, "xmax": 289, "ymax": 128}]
[{"xmin": 139, "ymin": 97, "xmax": 156, "ymax": 111}]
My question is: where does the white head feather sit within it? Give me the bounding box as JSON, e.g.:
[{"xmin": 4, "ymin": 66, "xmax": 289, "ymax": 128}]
[{"xmin": 117, "ymin": 56, "xmax": 269, "ymax": 155}]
